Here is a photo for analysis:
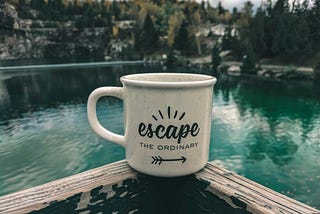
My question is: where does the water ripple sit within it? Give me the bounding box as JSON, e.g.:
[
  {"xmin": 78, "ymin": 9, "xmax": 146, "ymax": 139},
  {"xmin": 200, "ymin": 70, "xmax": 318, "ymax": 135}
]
[{"xmin": 0, "ymin": 101, "xmax": 125, "ymax": 196}]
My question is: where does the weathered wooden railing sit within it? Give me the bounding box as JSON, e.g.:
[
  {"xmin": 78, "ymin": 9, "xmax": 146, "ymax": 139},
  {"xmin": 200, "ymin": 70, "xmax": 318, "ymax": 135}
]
[{"xmin": 0, "ymin": 160, "xmax": 319, "ymax": 214}]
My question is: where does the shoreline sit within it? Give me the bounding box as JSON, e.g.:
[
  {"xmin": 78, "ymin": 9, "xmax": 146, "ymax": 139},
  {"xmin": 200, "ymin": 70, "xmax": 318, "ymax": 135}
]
[
  {"xmin": 170, "ymin": 55, "xmax": 315, "ymax": 81},
  {"xmin": 0, "ymin": 56, "xmax": 315, "ymax": 82},
  {"xmin": 0, "ymin": 60, "xmax": 144, "ymax": 71}
]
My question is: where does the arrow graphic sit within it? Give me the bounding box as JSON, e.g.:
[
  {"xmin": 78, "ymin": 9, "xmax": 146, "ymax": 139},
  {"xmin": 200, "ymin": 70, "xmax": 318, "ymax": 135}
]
[{"xmin": 151, "ymin": 156, "xmax": 187, "ymax": 165}]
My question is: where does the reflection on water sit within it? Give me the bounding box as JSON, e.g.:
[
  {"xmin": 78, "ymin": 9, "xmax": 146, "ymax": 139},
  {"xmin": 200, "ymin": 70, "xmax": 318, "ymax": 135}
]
[
  {"xmin": 0, "ymin": 65, "xmax": 319, "ymax": 208},
  {"xmin": 0, "ymin": 66, "xmax": 125, "ymax": 121},
  {"xmin": 211, "ymin": 76, "xmax": 320, "ymax": 208}
]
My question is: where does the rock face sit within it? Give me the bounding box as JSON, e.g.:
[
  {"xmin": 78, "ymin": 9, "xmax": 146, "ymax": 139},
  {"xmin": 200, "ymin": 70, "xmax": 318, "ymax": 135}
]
[
  {"xmin": 0, "ymin": 2, "xmax": 19, "ymax": 30},
  {"xmin": 0, "ymin": 2, "xmax": 111, "ymax": 60}
]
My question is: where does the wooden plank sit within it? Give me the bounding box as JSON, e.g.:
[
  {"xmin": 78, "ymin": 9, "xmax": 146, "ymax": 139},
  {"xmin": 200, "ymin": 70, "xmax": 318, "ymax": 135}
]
[
  {"xmin": 196, "ymin": 163, "xmax": 320, "ymax": 214},
  {"xmin": 0, "ymin": 160, "xmax": 319, "ymax": 214},
  {"xmin": 0, "ymin": 160, "xmax": 137, "ymax": 214}
]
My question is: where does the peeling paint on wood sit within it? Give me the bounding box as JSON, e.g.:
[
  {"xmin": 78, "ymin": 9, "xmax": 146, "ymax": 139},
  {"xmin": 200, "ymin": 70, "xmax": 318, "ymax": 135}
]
[{"xmin": 0, "ymin": 160, "xmax": 319, "ymax": 214}]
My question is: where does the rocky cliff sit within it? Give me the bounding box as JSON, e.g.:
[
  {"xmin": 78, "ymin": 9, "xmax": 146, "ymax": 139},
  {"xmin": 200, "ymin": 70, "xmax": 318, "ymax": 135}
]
[{"xmin": 0, "ymin": 2, "xmax": 111, "ymax": 60}]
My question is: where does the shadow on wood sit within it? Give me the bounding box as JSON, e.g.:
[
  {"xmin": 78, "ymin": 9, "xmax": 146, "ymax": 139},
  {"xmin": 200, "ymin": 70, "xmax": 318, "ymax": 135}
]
[{"xmin": 29, "ymin": 176, "xmax": 249, "ymax": 214}]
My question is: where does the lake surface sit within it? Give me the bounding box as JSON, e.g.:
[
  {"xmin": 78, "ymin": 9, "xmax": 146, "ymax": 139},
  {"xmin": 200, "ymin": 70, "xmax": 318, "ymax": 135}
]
[{"xmin": 0, "ymin": 64, "xmax": 319, "ymax": 208}]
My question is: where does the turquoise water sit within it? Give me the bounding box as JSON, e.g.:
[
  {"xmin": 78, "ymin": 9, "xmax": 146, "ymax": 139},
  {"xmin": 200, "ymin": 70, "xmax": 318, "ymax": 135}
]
[{"xmin": 0, "ymin": 64, "xmax": 319, "ymax": 208}]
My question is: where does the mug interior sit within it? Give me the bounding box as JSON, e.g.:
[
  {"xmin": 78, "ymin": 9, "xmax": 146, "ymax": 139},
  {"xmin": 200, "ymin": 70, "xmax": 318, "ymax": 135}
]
[{"xmin": 120, "ymin": 73, "xmax": 216, "ymax": 88}]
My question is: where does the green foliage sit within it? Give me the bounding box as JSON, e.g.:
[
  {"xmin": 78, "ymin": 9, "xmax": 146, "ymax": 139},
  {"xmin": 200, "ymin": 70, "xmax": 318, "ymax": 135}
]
[
  {"xmin": 76, "ymin": 2, "xmax": 112, "ymax": 28},
  {"xmin": 240, "ymin": 44, "xmax": 257, "ymax": 74},
  {"xmin": 221, "ymin": 26, "xmax": 233, "ymax": 51},
  {"xmin": 166, "ymin": 49, "xmax": 176, "ymax": 68},
  {"xmin": 173, "ymin": 20, "xmax": 189, "ymax": 54},
  {"xmin": 135, "ymin": 13, "xmax": 159, "ymax": 55},
  {"xmin": 221, "ymin": 26, "xmax": 243, "ymax": 60},
  {"xmin": 111, "ymin": 0, "xmax": 121, "ymax": 18},
  {"xmin": 310, "ymin": 0, "xmax": 320, "ymax": 44},
  {"xmin": 154, "ymin": 1, "xmax": 179, "ymax": 36},
  {"xmin": 248, "ymin": 8, "xmax": 266, "ymax": 56},
  {"xmin": 218, "ymin": 2, "xmax": 225, "ymax": 15},
  {"xmin": 6, "ymin": 0, "xmax": 320, "ymax": 63},
  {"xmin": 27, "ymin": 0, "xmax": 112, "ymax": 27},
  {"xmin": 224, "ymin": 0, "xmax": 320, "ymax": 65},
  {"xmin": 75, "ymin": 2, "xmax": 110, "ymax": 29},
  {"xmin": 211, "ymin": 44, "xmax": 221, "ymax": 71},
  {"xmin": 173, "ymin": 20, "xmax": 197, "ymax": 56},
  {"xmin": 219, "ymin": 65, "xmax": 229, "ymax": 73},
  {"xmin": 31, "ymin": 0, "xmax": 45, "ymax": 11}
]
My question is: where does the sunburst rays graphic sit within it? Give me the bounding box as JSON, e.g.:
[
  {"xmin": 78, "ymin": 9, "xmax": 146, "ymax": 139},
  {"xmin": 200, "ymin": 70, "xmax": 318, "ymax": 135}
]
[{"xmin": 151, "ymin": 106, "xmax": 186, "ymax": 121}]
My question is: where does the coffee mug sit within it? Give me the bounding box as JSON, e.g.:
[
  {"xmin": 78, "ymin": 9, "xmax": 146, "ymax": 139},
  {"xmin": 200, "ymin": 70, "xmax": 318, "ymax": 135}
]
[{"xmin": 87, "ymin": 73, "xmax": 216, "ymax": 177}]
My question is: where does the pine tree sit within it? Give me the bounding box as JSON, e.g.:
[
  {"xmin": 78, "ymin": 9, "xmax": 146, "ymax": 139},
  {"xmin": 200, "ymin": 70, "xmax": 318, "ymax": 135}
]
[
  {"xmin": 173, "ymin": 20, "xmax": 190, "ymax": 55},
  {"xmin": 242, "ymin": 1, "xmax": 254, "ymax": 18},
  {"xmin": 221, "ymin": 26, "xmax": 233, "ymax": 51},
  {"xmin": 138, "ymin": 13, "xmax": 159, "ymax": 54},
  {"xmin": 111, "ymin": 0, "xmax": 120, "ymax": 18},
  {"xmin": 249, "ymin": 7, "xmax": 267, "ymax": 58},
  {"xmin": 211, "ymin": 44, "xmax": 221, "ymax": 72},
  {"xmin": 240, "ymin": 44, "xmax": 257, "ymax": 74},
  {"xmin": 272, "ymin": 0, "xmax": 289, "ymax": 16},
  {"xmin": 31, "ymin": 0, "xmax": 43, "ymax": 10},
  {"xmin": 218, "ymin": 2, "xmax": 225, "ymax": 15},
  {"xmin": 310, "ymin": 0, "xmax": 320, "ymax": 45}
]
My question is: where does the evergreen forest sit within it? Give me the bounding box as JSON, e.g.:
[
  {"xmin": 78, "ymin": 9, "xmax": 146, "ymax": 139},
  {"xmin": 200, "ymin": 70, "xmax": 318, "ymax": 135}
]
[{"xmin": 5, "ymin": 0, "xmax": 320, "ymax": 67}]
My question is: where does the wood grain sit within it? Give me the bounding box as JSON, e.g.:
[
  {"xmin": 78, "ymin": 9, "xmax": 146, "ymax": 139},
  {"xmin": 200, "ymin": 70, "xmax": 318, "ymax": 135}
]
[
  {"xmin": 0, "ymin": 160, "xmax": 318, "ymax": 214},
  {"xmin": 0, "ymin": 160, "xmax": 137, "ymax": 214},
  {"xmin": 197, "ymin": 163, "xmax": 320, "ymax": 214}
]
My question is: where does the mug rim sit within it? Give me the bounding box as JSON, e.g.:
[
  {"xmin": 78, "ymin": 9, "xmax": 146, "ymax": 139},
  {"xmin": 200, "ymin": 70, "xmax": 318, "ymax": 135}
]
[{"xmin": 120, "ymin": 73, "xmax": 216, "ymax": 88}]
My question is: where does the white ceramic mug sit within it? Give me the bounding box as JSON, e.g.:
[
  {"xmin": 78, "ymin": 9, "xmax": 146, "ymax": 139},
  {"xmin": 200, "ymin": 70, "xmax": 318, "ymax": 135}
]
[{"xmin": 87, "ymin": 73, "xmax": 216, "ymax": 177}]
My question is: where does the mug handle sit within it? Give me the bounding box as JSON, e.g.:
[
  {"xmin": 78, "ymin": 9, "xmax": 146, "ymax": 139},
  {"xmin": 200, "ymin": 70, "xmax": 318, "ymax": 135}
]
[{"xmin": 87, "ymin": 87, "xmax": 125, "ymax": 147}]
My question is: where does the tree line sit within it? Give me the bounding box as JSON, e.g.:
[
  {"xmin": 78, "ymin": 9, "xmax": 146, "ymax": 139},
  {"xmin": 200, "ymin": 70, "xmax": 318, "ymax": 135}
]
[
  {"xmin": 6, "ymin": 0, "xmax": 320, "ymax": 68},
  {"xmin": 221, "ymin": 0, "xmax": 320, "ymax": 67}
]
